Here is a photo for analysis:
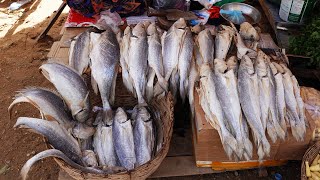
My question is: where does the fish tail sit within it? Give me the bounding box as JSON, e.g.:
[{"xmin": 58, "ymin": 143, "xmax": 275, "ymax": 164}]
[
  {"xmin": 102, "ymin": 109, "xmax": 113, "ymax": 126},
  {"xmin": 179, "ymin": 79, "xmax": 187, "ymax": 103},
  {"xmin": 153, "ymin": 82, "xmax": 166, "ymax": 97},
  {"xmin": 266, "ymin": 120, "xmax": 278, "ymax": 143},
  {"xmin": 261, "ymin": 135, "xmax": 271, "ymax": 157},
  {"xmin": 91, "ymin": 75, "xmax": 99, "ymax": 95},
  {"xmin": 157, "ymin": 76, "xmax": 168, "ymax": 93},
  {"xmin": 243, "ymin": 138, "xmax": 253, "ymax": 160}
]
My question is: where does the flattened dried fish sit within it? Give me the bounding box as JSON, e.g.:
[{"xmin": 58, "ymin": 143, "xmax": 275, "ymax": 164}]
[{"xmin": 39, "ymin": 63, "xmax": 90, "ymax": 123}]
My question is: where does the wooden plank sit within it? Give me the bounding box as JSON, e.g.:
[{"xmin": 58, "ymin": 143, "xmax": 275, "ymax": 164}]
[
  {"xmin": 259, "ymin": 33, "xmax": 279, "ymax": 49},
  {"xmin": 47, "ymin": 41, "xmax": 60, "ymax": 58},
  {"xmin": 59, "ymin": 27, "xmax": 88, "ymax": 48},
  {"xmin": 150, "ymin": 156, "xmax": 214, "ymax": 178}
]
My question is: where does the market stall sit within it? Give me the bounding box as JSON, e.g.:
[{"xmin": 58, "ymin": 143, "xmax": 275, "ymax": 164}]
[{"xmin": 8, "ymin": 0, "xmax": 320, "ymax": 179}]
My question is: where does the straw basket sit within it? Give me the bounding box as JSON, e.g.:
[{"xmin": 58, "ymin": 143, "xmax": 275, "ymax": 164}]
[
  {"xmin": 301, "ymin": 142, "xmax": 319, "ymax": 180},
  {"xmin": 46, "ymin": 77, "xmax": 174, "ymax": 180}
]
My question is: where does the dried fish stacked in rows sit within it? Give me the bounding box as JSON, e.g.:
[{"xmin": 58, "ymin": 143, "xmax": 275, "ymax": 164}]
[
  {"xmin": 67, "ymin": 19, "xmax": 306, "ymax": 160},
  {"xmin": 195, "ymin": 22, "xmax": 306, "ymax": 160},
  {"xmin": 9, "ymin": 26, "xmax": 161, "ymax": 180}
]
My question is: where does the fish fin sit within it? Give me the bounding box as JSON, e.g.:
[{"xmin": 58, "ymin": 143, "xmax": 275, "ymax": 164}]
[
  {"xmin": 157, "ymin": 76, "xmax": 168, "ymax": 93},
  {"xmin": 153, "ymin": 82, "xmax": 166, "ymax": 98},
  {"xmin": 266, "ymin": 120, "xmax": 278, "ymax": 143},
  {"xmin": 179, "ymin": 78, "xmax": 188, "ymax": 104},
  {"xmin": 146, "ymin": 68, "xmax": 156, "ymax": 102},
  {"xmin": 79, "ymin": 92, "xmax": 90, "ymax": 109}
]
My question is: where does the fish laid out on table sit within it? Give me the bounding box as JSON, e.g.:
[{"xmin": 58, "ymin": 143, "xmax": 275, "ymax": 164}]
[{"xmin": 8, "ymin": 18, "xmax": 307, "ymax": 180}]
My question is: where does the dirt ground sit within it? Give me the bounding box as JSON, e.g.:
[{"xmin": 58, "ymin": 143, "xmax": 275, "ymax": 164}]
[{"xmin": 0, "ymin": 0, "xmax": 302, "ymax": 179}]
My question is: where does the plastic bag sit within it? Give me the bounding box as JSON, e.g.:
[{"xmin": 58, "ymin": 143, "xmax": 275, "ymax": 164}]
[
  {"xmin": 220, "ymin": 9, "xmax": 245, "ymax": 24},
  {"xmin": 153, "ymin": 0, "xmax": 186, "ymax": 10},
  {"xmin": 193, "ymin": 0, "xmax": 220, "ymax": 9}
]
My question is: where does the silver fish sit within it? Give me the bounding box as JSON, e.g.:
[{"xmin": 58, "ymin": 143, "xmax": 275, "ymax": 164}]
[
  {"xmin": 128, "ymin": 22, "xmax": 148, "ymax": 104},
  {"xmin": 120, "ymin": 26, "xmax": 135, "ymax": 96},
  {"xmin": 21, "ymin": 149, "xmax": 124, "ymax": 180},
  {"xmin": 270, "ymin": 62, "xmax": 287, "ymax": 135},
  {"xmin": 197, "ymin": 64, "xmax": 238, "ymax": 159},
  {"xmin": 82, "ymin": 150, "xmax": 98, "ymax": 167},
  {"xmin": 289, "ymin": 68, "xmax": 306, "ymax": 135},
  {"xmin": 69, "ymin": 30, "xmax": 91, "ymax": 74},
  {"xmin": 14, "ymin": 117, "xmax": 83, "ymax": 165},
  {"xmin": 226, "ymin": 56, "xmax": 238, "ymax": 76},
  {"xmin": 89, "ymin": 26, "xmax": 120, "ymax": 124},
  {"xmin": 241, "ymin": 114, "xmax": 253, "ymax": 160},
  {"xmin": 113, "ymin": 107, "xmax": 136, "ymax": 170},
  {"xmin": 146, "ymin": 68, "xmax": 156, "ymax": 102},
  {"xmin": 133, "ymin": 106, "xmax": 154, "ymax": 166},
  {"xmin": 238, "ymin": 55, "xmax": 270, "ymax": 159},
  {"xmin": 178, "ymin": 27, "xmax": 193, "ymax": 102},
  {"xmin": 213, "ymin": 59, "xmax": 246, "ymax": 158},
  {"xmin": 39, "ymin": 63, "xmax": 90, "ymax": 123},
  {"xmin": 8, "ymin": 87, "xmax": 75, "ymax": 130},
  {"xmin": 279, "ymin": 64, "xmax": 305, "ymax": 141},
  {"xmin": 215, "ymin": 25, "xmax": 235, "ymax": 61},
  {"xmin": 255, "ymin": 52, "xmax": 270, "ymax": 132},
  {"xmin": 162, "ymin": 18, "xmax": 187, "ymax": 84},
  {"xmin": 93, "ymin": 119, "xmax": 118, "ymax": 167},
  {"xmin": 196, "ymin": 29, "xmax": 214, "ymax": 66},
  {"xmin": 188, "ymin": 57, "xmax": 199, "ymax": 120},
  {"xmin": 147, "ymin": 23, "xmax": 167, "ymax": 92}
]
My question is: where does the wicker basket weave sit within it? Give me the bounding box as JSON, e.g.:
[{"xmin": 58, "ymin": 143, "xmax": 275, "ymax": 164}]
[
  {"xmin": 46, "ymin": 76, "xmax": 174, "ymax": 180},
  {"xmin": 301, "ymin": 142, "xmax": 319, "ymax": 180}
]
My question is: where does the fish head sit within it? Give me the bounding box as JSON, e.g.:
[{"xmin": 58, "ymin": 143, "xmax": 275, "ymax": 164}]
[
  {"xmin": 240, "ymin": 22, "xmax": 260, "ymax": 41},
  {"xmin": 72, "ymin": 123, "xmax": 95, "ymax": 139},
  {"xmin": 146, "ymin": 22, "xmax": 157, "ymax": 36},
  {"xmin": 72, "ymin": 106, "xmax": 90, "ymax": 123},
  {"xmin": 124, "ymin": 26, "xmax": 132, "ymax": 36},
  {"xmin": 213, "ymin": 59, "xmax": 228, "ymax": 73},
  {"xmin": 136, "ymin": 107, "xmax": 151, "ymax": 122},
  {"xmin": 220, "ymin": 25, "xmax": 235, "ymax": 37},
  {"xmin": 280, "ymin": 63, "xmax": 293, "ymax": 76},
  {"xmin": 269, "ymin": 62, "xmax": 278, "ymax": 75},
  {"xmin": 191, "ymin": 24, "xmax": 204, "ymax": 34},
  {"xmin": 132, "ymin": 22, "xmax": 147, "ymax": 38},
  {"xmin": 199, "ymin": 63, "xmax": 212, "ymax": 77},
  {"xmin": 255, "ymin": 56, "xmax": 268, "ymax": 77},
  {"xmin": 272, "ymin": 62, "xmax": 285, "ymax": 74},
  {"xmin": 226, "ymin": 56, "xmax": 237, "ymax": 69},
  {"xmin": 198, "ymin": 29, "xmax": 211, "ymax": 43},
  {"xmin": 173, "ymin": 18, "xmax": 187, "ymax": 30},
  {"xmin": 241, "ymin": 55, "xmax": 255, "ymax": 74},
  {"xmin": 115, "ymin": 107, "xmax": 128, "ymax": 123}
]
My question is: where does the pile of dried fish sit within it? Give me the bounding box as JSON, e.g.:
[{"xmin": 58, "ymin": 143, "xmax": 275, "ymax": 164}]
[
  {"xmin": 195, "ymin": 22, "xmax": 306, "ymax": 160},
  {"xmin": 9, "ymin": 26, "xmax": 161, "ymax": 180}
]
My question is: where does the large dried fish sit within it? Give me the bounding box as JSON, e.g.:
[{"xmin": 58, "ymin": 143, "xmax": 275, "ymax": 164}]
[
  {"xmin": 39, "ymin": 63, "xmax": 90, "ymax": 123},
  {"xmin": 147, "ymin": 23, "xmax": 167, "ymax": 92},
  {"xmin": 113, "ymin": 107, "xmax": 136, "ymax": 170},
  {"xmin": 213, "ymin": 59, "xmax": 246, "ymax": 158},
  {"xmin": 238, "ymin": 55, "xmax": 270, "ymax": 159},
  {"xmin": 120, "ymin": 26, "xmax": 135, "ymax": 97},
  {"xmin": 196, "ymin": 29, "xmax": 214, "ymax": 66},
  {"xmin": 14, "ymin": 117, "xmax": 83, "ymax": 165},
  {"xmin": 128, "ymin": 22, "xmax": 148, "ymax": 105},
  {"xmin": 197, "ymin": 64, "xmax": 238, "ymax": 159},
  {"xmin": 269, "ymin": 62, "xmax": 287, "ymax": 135},
  {"xmin": 69, "ymin": 30, "xmax": 91, "ymax": 74},
  {"xmin": 133, "ymin": 106, "xmax": 154, "ymax": 166},
  {"xmin": 90, "ymin": 26, "xmax": 120, "ymax": 124},
  {"xmin": 8, "ymin": 87, "xmax": 75, "ymax": 130},
  {"xmin": 188, "ymin": 57, "xmax": 199, "ymax": 119},
  {"xmin": 279, "ymin": 63, "xmax": 306, "ymax": 141},
  {"xmin": 215, "ymin": 25, "xmax": 235, "ymax": 61},
  {"xmin": 178, "ymin": 27, "xmax": 193, "ymax": 102}
]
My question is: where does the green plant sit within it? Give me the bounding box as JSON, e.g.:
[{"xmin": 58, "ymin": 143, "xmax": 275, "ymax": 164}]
[{"xmin": 289, "ymin": 14, "xmax": 320, "ymax": 68}]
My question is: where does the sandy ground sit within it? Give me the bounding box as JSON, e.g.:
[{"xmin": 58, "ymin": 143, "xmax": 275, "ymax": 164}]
[{"xmin": 0, "ymin": 0, "xmax": 301, "ymax": 179}]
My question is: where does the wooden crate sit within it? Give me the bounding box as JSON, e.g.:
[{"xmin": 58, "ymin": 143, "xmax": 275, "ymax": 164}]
[{"xmin": 193, "ymin": 89, "xmax": 315, "ymax": 170}]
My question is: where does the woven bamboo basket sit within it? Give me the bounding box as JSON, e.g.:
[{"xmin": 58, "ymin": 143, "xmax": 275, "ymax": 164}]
[
  {"xmin": 301, "ymin": 142, "xmax": 320, "ymax": 180},
  {"xmin": 45, "ymin": 76, "xmax": 175, "ymax": 180}
]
